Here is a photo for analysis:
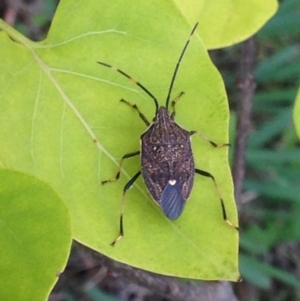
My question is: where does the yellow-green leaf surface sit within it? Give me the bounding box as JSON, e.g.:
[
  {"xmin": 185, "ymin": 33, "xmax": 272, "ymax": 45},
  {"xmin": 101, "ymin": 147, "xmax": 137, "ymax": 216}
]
[
  {"xmin": 0, "ymin": 0, "xmax": 239, "ymax": 280},
  {"xmin": 0, "ymin": 170, "xmax": 72, "ymax": 301},
  {"xmin": 294, "ymin": 87, "xmax": 300, "ymax": 138},
  {"xmin": 174, "ymin": 0, "xmax": 278, "ymax": 49}
]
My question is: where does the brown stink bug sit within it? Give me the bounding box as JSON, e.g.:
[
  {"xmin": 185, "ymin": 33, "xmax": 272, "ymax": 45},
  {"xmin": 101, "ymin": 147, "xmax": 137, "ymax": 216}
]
[{"xmin": 99, "ymin": 23, "xmax": 238, "ymax": 246}]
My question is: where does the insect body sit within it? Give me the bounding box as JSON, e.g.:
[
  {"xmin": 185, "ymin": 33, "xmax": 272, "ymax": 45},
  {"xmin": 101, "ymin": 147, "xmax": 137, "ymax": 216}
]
[
  {"xmin": 99, "ymin": 23, "xmax": 238, "ymax": 246},
  {"xmin": 141, "ymin": 107, "xmax": 194, "ymax": 220}
]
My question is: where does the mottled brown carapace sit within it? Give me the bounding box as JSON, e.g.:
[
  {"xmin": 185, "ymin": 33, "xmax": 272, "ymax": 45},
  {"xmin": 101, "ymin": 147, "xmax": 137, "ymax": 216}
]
[{"xmin": 141, "ymin": 107, "xmax": 194, "ymax": 219}]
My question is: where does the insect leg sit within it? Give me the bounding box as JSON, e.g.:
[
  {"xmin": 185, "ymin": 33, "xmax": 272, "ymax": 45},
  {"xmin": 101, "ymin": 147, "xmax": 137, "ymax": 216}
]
[
  {"xmin": 120, "ymin": 99, "xmax": 150, "ymax": 126},
  {"xmin": 101, "ymin": 151, "xmax": 140, "ymax": 185},
  {"xmin": 170, "ymin": 91, "xmax": 185, "ymax": 119},
  {"xmin": 190, "ymin": 131, "xmax": 230, "ymax": 148},
  {"xmin": 98, "ymin": 61, "xmax": 159, "ymax": 113},
  {"xmin": 111, "ymin": 170, "xmax": 141, "ymax": 246},
  {"xmin": 195, "ymin": 168, "xmax": 238, "ymax": 230}
]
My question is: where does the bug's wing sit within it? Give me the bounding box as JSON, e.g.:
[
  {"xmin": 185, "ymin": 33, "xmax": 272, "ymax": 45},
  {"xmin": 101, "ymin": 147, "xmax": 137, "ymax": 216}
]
[{"xmin": 160, "ymin": 181, "xmax": 185, "ymax": 220}]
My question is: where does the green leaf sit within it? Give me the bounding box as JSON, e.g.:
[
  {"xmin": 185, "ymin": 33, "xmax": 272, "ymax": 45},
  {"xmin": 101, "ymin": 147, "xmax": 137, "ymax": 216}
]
[
  {"xmin": 254, "ymin": 89, "xmax": 297, "ymax": 104},
  {"xmin": 294, "ymin": 87, "xmax": 300, "ymax": 139},
  {"xmin": 240, "ymin": 254, "xmax": 300, "ymax": 289},
  {"xmin": 258, "ymin": 0, "xmax": 300, "ymax": 38},
  {"xmin": 247, "ymin": 150, "xmax": 300, "ymax": 165},
  {"xmin": 248, "ymin": 109, "xmax": 292, "ymax": 148},
  {"xmin": 240, "ymin": 255, "xmax": 271, "ymax": 289},
  {"xmin": 174, "ymin": 0, "xmax": 278, "ymax": 49},
  {"xmin": 254, "ymin": 45, "xmax": 300, "ymax": 84},
  {"xmin": 0, "ymin": 170, "xmax": 71, "ymax": 301},
  {"xmin": 0, "ymin": 0, "xmax": 239, "ymax": 280}
]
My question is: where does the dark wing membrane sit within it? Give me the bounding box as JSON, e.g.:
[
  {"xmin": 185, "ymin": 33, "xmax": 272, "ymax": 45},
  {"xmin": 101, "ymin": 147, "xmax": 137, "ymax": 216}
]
[{"xmin": 160, "ymin": 181, "xmax": 185, "ymax": 220}]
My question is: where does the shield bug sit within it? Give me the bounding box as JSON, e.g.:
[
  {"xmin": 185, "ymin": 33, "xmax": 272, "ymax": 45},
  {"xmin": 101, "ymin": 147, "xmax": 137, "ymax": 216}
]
[{"xmin": 99, "ymin": 23, "xmax": 238, "ymax": 246}]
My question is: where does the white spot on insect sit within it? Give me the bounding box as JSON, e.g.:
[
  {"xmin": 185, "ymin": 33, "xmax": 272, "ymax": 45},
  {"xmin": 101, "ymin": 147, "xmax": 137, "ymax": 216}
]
[
  {"xmin": 169, "ymin": 179, "xmax": 176, "ymax": 186},
  {"xmin": 153, "ymin": 146, "xmax": 157, "ymax": 151}
]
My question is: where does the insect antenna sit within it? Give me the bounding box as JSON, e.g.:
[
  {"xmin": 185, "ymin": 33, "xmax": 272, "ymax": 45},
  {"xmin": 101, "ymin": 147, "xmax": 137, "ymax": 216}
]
[
  {"xmin": 165, "ymin": 23, "xmax": 199, "ymax": 110},
  {"xmin": 98, "ymin": 62, "xmax": 159, "ymax": 114}
]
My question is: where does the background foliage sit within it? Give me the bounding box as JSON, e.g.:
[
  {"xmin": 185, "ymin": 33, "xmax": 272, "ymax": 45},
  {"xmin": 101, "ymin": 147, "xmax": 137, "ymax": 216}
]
[{"xmin": 211, "ymin": 0, "xmax": 300, "ymax": 298}]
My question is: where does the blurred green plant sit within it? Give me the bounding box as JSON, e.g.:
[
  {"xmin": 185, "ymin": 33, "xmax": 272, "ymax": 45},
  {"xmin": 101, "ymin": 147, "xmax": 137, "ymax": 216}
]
[{"xmin": 218, "ymin": 0, "xmax": 300, "ymax": 297}]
